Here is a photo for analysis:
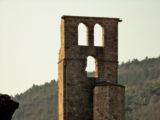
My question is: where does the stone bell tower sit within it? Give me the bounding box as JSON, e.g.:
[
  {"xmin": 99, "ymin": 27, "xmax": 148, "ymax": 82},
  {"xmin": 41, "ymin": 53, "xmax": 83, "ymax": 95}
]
[{"xmin": 58, "ymin": 15, "xmax": 125, "ymax": 120}]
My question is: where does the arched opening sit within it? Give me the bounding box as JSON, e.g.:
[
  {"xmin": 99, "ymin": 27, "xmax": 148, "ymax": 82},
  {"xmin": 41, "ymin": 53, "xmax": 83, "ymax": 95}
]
[
  {"xmin": 78, "ymin": 23, "xmax": 88, "ymax": 46},
  {"xmin": 94, "ymin": 24, "xmax": 103, "ymax": 46},
  {"xmin": 85, "ymin": 56, "xmax": 97, "ymax": 77}
]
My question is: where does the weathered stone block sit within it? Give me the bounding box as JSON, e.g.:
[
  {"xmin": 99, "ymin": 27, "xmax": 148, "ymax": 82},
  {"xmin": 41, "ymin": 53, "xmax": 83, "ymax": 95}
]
[{"xmin": 93, "ymin": 83, "xmax": 125, "ymax": 120}]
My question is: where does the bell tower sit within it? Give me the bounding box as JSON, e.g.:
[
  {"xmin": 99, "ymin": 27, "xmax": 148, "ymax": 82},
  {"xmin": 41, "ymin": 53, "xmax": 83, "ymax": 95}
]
[{"xmin": 58, "ymin": 15, "xmax": 125, "ymax": 120}]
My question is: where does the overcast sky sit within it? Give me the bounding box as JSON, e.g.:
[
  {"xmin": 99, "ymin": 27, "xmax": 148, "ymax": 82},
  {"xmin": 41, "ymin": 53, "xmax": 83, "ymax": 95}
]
[{"xmin": 0, "ymin": 0, "xmax": 160, "ymax": 95}]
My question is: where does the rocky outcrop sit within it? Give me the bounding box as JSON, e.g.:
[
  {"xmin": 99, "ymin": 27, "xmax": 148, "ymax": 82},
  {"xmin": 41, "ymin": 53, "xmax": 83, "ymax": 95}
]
[{"xmin": 0, "ymin": 94, "xmax": 19, "ymax": 120}]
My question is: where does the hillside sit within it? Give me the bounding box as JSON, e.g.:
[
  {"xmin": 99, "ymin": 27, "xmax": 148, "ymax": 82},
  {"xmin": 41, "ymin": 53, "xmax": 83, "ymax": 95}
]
[
  {"xmin": 12, "ymin": 80, "xmax": 58, "ymax": 120},
  {"xmin": 12, "ymin": 56, "xmax": 160, "ymax": 120}
]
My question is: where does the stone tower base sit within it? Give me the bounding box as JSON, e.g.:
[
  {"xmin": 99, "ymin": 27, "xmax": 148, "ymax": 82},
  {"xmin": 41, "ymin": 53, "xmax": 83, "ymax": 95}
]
[{"xmin": 94, "ymin": 82, "xmax": 125, "ymax": 120}]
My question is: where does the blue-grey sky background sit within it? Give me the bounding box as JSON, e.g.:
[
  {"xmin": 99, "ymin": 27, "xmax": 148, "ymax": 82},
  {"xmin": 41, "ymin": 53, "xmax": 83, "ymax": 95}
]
[{"xmin": 0, "ymin": 0, "xmax": 160, "ymax": 95}]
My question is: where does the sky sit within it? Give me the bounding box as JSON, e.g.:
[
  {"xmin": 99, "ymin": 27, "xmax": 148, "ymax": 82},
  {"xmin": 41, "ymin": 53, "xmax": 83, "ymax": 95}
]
[{"xmin": 0, "ymin": 0, "xmax": 160, "ymax": 95}]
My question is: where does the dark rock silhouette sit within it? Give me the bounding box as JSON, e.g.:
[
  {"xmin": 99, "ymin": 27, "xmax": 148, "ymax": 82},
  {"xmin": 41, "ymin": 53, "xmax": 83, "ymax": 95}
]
[{"xmin": 0, "ymin": 94, "xmax": 19, "ymax": 120}]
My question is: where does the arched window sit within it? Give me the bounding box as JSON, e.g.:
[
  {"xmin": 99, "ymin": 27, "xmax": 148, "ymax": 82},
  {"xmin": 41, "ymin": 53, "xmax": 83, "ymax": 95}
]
[
  {"xmin": 94, "ymin": 24, "xmax": 103, "ymax": 46},
  {"xmin": 78, "ymin": 23, "xmax": 87, "ymax": 46},
  {"xmin": 85, "ymin": 56, "xmax": 97, "ymax": 77}
]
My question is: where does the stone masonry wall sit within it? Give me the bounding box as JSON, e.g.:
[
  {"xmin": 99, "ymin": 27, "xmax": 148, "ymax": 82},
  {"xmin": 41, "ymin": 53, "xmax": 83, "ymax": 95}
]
[
  {"xmin": 93, "ymin": 83, "xmax": 125, "ymax": 120},
  {"xmin": 58, "ymin": 15, "xmax": 125, "ymax": 120}
]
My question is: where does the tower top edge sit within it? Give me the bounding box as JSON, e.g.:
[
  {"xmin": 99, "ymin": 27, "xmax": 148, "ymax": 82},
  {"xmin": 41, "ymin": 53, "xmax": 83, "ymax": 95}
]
[{"xmin": 61, "ymin": 15, "xmax": 122, "ymax": 22}]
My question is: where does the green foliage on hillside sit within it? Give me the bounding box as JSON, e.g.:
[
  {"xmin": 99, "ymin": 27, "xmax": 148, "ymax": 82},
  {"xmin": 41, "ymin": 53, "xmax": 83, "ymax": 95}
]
[
  {"xmin": 12, "ymin": 80, "xmax": 58, "ymax": 120},
  {"xmin": 12, "ymin": 56, "xmax": 160, "ymax": 120},
  {"xmin": 119, "ymin": 57, "xmax": 160, "ymax": 86},
  {"xmin": 125, "ymin": 78, "xmax": 160, "ymax": 120},
  {"xmin": 118, "ymin": 56, "xmax": 160, "ymax": 120}
]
